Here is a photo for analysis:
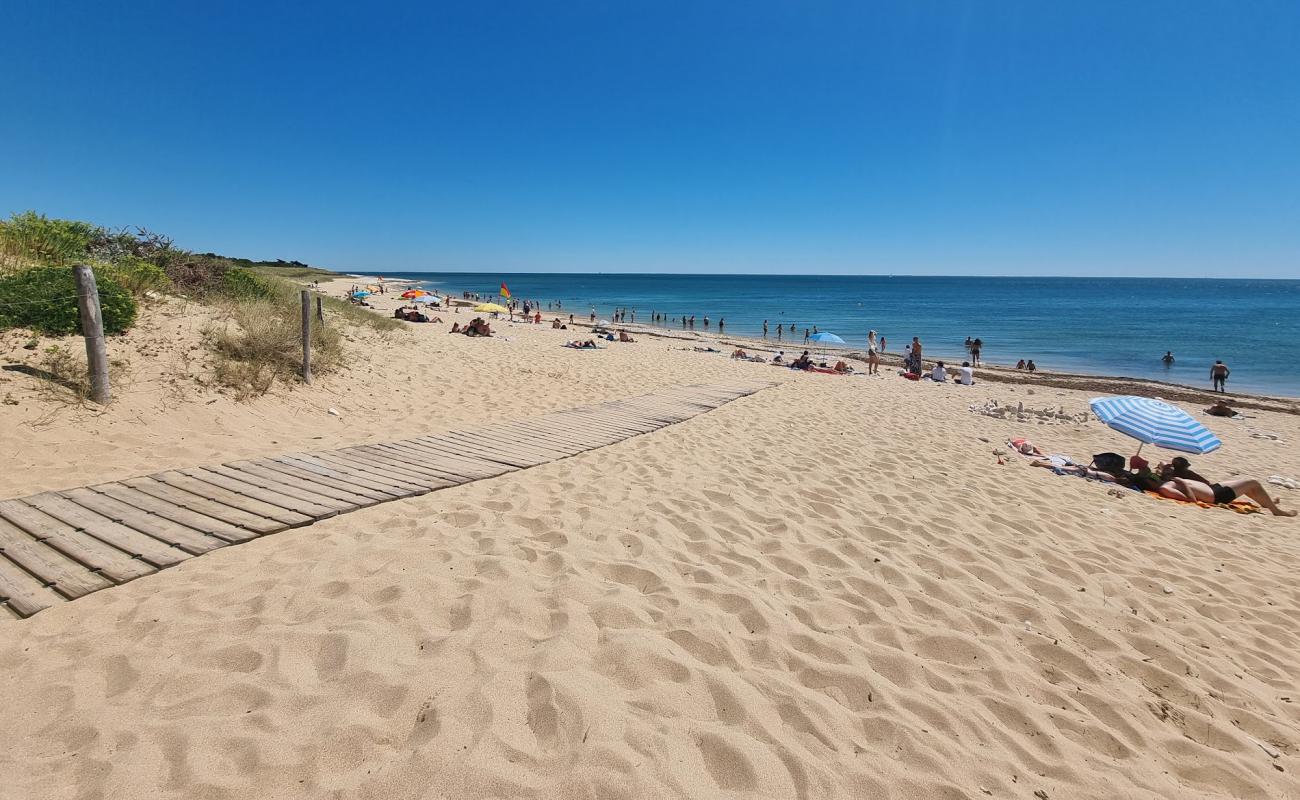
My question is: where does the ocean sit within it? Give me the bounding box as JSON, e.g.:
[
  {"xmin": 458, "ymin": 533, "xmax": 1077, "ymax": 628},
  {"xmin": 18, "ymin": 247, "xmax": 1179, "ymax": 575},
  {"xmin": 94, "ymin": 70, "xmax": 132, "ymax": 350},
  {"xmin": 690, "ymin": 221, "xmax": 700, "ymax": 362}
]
[{"xmin": 378, "ymin": 273, "xmax": 1300, "ymax": 397}]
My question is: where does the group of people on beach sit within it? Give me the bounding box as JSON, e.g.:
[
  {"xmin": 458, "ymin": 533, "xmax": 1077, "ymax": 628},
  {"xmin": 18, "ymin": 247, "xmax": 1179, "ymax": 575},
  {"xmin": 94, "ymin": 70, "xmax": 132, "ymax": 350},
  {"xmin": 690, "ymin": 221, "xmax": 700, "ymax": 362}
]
[{"xmin": 1016, "ymin": 440, "xmax": 1295, "ymax": 516}]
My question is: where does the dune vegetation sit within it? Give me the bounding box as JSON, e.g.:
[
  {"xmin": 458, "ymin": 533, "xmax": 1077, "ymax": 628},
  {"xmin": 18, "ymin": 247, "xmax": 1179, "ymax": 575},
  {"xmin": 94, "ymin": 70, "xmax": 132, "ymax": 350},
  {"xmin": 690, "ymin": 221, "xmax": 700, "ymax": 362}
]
[{"xmin": 0, "ymin": 210, "xmax": 398, "ymax": 398}]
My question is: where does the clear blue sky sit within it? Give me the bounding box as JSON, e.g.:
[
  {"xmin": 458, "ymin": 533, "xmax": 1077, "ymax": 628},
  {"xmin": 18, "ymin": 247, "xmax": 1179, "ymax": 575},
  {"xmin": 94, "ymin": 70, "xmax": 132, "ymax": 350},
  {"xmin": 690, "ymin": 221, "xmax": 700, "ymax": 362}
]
[{"xmin": 3, "ymin": 2, "xmax": 1298, "ymax": 276}]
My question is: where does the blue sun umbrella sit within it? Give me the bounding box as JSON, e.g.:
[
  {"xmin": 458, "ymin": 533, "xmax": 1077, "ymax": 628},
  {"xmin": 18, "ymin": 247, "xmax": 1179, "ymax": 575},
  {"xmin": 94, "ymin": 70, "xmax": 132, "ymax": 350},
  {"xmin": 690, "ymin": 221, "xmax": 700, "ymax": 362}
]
[
  {"xmin": 807, "ymin": 332, "xmax": 846, "ymax": 344},
  {"xmin": 1089, "ymin": 395, "xmax": 1221, "ymax": 454},
  {"xmin": 411, "ymin": 295, "xmax": 440, "ymax": 304},
  {"xmin": 351, "ymin": 290, "xmax": 371, "ymax": 298}
]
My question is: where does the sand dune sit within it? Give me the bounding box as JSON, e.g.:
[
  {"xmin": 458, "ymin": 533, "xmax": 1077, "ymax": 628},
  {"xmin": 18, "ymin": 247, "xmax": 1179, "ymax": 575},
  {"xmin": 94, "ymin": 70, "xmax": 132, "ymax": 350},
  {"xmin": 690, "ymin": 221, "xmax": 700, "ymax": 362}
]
[{"xmin": 2, "ymin": 286, "xmax": 1300, "ymax": 798}]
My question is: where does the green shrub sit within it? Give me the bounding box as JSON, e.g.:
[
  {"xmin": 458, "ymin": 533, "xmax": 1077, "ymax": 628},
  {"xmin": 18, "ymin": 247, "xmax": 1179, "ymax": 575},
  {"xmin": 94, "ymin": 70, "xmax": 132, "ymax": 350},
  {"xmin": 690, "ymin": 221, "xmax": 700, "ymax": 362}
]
[
  {"xmin": 107, "ymin": 256, "xmax": 170, "ymax": 297},
  {"xmin": 0, "ymin": 265, "xmax": 137, "ymax": 335},
  {"xmin": 220, "ymin": 267, "xmax": 277, "ymax": 300},
  {"xmin": 0, "ymin": 211, "xmax": 99, "ymax": 267}
]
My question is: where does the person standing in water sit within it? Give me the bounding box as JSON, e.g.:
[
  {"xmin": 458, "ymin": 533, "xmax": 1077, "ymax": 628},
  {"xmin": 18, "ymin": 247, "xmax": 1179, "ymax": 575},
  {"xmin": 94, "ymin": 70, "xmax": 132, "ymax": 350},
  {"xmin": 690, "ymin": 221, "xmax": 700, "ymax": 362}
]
[
  {"xmin": 718, "ymin": 318, "xmax": 724, "ymax": 333},
  {"xmin": 1162, "ymin": 351, "xmax": 1175, "ymax": 366},
  {"xmin": 762, "ymin": 320, "xmax": 768, "ymax": 338},
  {"xmin": 1211, "ymin": 360, "xmax": 1229, "ymax": 392},
  {"xmin": 971, "ymin": 338, "xmax": 982, "ymax": 366}
]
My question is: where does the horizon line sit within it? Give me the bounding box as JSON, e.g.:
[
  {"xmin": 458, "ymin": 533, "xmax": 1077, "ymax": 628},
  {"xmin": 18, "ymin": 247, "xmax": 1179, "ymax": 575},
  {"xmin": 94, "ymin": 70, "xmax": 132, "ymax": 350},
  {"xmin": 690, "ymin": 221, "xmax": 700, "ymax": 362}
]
[{"xmin": 343, "ymin": 270, "xmax": 1299, "ymax": 282}]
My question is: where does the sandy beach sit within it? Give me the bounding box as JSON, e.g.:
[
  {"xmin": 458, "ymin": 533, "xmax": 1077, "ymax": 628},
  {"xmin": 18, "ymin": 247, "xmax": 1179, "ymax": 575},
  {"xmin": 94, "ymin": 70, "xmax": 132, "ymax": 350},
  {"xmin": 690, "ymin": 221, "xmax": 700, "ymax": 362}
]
[{"xmin": 2, "ymin": 277, "xmax": 1300, "ymax": 799}]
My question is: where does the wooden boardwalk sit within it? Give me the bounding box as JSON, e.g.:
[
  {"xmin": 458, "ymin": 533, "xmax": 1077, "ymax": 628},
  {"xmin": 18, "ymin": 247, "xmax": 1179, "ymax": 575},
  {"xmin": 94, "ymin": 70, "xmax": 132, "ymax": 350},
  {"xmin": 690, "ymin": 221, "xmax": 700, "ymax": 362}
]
[{"xmin": 0, "ymin": 381, "xmax": 773, "ymax": 619}]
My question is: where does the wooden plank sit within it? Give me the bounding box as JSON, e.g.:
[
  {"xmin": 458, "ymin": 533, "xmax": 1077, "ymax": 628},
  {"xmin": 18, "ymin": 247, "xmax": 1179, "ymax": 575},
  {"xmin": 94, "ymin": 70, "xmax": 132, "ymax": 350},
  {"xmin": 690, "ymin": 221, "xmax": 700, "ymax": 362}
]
[
  {"xmin": 0, "ymin": 517, "xmax": 113, "ymax": 598},
  {"xmin": 277, "ymin": 454, "xmax": 429, "ymax": 497},
  {"xmin": 178, "ymin": 467, "xmax": 345, "ymax": 518},
  {"xmin": 150, "ymin": 472, "xmax": 316, "ymax": 526},
  {"xmin": 459, "ymin": 428, "xmax": 579, "ymax": 459},
  {"xmin": 22, "ymin": 494, "xmax": 190, "ymax": 567},
  {"xmin": 59, "ymin": 488, "xmax": 226, "ymax": 555},
  {"xmin": 0, "ymin": 553, "xmax": 66, "ymax": 617},
  {"xmin": 341, "ymin": 446, "xmax": 469, "ymax": 486},
  {"xmin": 122, "ymin": 477, "xmax": 290, "ymax": 534},
  {"xmin": 206, "ymin": 463, "xmax": 367, "ymax": 510},
  {"xmin": 93, "ymin": 483, "xmax": 262, "ymax": 542},
  {"xmin": 386, "ymin": 438, "xmax": 519, "ymax": 477},
  {"xmin": 242, "ymin": 459, "xmax": 397, "ymax": 502},
  {"xmin": 500, "ymin": 419, "xmax": 612, "ymax": 449},
  {"xmin": 418, "ymin": 434, "xmax": 539, "ymax": 469},
  {"xmin": 368, "ymin": 443, "xmax": 490, "ymax": 482},
  {"xmin": 522, "ymin": 419, "xmax": 622, "ymax": 448},
  {"xmin": 0, "ymin": 500, "xmax": 155, "ymax": 583},
  {"xmin": 439, "ymin": 431, "xmax": 552, "ymax": 465},
  {"xmin": 321, "ymin": 447, "xmax": 454, "ymax": 485},
  {"xmin": 494, "ymin": 422, "xmax": 604, "ymax": 451},
  {"xmin": 388, "ymin": 439, "xmax": 515, "ymax": 477},
  {"xmin": 305, "ymin": 451, "xmax": 451, "ymax": 491},
  {"xmin": 546, "ymin": 412, "xmax": 645, "ymax": 437},
  {"xmin": 448, "ymin": 433, "xmax": 571, "ymax": 465}
]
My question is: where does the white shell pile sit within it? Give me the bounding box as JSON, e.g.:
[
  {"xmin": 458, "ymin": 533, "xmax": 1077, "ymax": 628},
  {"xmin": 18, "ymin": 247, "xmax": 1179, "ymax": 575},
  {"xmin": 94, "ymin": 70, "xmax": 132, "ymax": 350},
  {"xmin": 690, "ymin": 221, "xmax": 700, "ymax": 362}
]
[{"xmin": 970, "ymin": 399, "xmax": 1090, "ymax": 426}]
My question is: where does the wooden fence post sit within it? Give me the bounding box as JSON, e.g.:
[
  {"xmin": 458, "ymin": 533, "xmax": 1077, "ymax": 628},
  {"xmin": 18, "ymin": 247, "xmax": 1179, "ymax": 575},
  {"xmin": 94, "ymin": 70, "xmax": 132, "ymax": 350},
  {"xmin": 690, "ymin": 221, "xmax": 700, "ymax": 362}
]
[
  {"xmin": 316, "ymin": 295, "xmax": 324, "ymax": 325},
  {"xmin": 300, "ymin": 290, "xmax": 312, "ymax": 384},
  {"xmin": 72, "ymin": 264, "xmax": 111, "ymax": 405}
]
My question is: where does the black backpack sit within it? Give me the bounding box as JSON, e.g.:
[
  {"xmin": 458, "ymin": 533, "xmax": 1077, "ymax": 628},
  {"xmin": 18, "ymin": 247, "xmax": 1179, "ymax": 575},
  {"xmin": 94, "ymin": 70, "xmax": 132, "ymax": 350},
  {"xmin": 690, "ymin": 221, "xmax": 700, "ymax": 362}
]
[{"xmin": 1091, "ymin": 452, "xmax": 1126, "ymax": 474}]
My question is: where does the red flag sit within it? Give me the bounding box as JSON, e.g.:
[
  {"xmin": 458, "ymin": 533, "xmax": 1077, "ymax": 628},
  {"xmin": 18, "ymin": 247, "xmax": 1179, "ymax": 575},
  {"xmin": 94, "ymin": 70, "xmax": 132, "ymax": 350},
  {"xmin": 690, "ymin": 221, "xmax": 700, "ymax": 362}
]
[{"xmin": 500, "ymin": 281, "xmax": 511, "ymax": 299}]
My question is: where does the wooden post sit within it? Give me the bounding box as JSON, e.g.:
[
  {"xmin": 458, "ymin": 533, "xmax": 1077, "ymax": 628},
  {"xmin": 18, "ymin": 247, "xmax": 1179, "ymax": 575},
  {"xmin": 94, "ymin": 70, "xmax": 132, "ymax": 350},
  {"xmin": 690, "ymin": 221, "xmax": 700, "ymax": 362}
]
[
  {"xmin": 316, "ymin": 295, "xmax": 324, "ymax": 325},
  {"xmin": 300, "ymin": 290, "xmax": 312, "ymax": 384},
  {"xmin": 72, "ymin": 264, "xmax": 111, "ymax": 405}
]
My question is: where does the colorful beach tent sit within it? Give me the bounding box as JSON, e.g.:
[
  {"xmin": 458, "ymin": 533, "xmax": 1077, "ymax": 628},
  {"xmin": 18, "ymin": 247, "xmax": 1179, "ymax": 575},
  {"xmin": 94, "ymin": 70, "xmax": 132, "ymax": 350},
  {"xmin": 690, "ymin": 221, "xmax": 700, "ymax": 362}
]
[{"xmin": 1089, "ymin": 395, "xmax": 1221, "ymax": 454}]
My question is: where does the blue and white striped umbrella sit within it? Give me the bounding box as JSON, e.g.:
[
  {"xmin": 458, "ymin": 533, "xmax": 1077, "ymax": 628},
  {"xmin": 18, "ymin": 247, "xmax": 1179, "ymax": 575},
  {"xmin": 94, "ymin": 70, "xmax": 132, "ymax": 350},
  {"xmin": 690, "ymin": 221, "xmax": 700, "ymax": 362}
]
[{"xmin": 1089, "ymin": 395, "xmax": 1221, "ymax": 454}]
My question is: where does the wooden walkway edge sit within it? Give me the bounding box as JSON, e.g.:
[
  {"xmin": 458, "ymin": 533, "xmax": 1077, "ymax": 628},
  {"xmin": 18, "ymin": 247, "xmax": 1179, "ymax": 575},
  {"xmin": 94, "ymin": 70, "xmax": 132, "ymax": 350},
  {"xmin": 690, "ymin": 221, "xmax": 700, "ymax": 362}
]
[{"xmin": 0, "ymin": 381, "xmax": 774, "ymax": 619}]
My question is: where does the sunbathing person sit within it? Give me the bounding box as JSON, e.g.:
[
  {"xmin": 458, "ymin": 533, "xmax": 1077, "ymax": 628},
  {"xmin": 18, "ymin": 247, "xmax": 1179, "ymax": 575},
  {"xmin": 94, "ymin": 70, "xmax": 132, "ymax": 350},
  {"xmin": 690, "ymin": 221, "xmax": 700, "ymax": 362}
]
[
  {"xmin": 618, "ymin": 330, "xmax": 635, "ymax": 342},
  {"xmin": 732, "ymin": 348, "xmax": 748, "ymax": 359},
  {"xmin": 1030, "ymin": 455, "xmax": 1127, "ymax": 483},
  {"xmin": 790, "ymin": 351, "xmax": 814, "ymax": 370},
  {"xmin": 1205, "ymin": 400, "xmax": 1237, "ymax": 417},
  {"xmin": 833, "ymin": 360, "xmax": 851, "ymax": 373},
  {"xmin": 449, "ymin": 322, "xmax": 462, "ymax": 333},
  {"xmin": 1157, "ymin": 476, "xmax": 1296, "ymax": 516}
]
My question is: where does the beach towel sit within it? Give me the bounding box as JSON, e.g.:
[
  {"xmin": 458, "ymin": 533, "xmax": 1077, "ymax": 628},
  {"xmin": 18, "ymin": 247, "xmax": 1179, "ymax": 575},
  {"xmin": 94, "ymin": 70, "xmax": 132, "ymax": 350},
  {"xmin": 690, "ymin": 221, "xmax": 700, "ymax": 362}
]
[
  {"xmin": 563, "ymin": 344, "xmax": 604, "ymax": 350},
  {"xmin": 1143, "ymin": 491, "xmax": 1261, "ymax": 514}
]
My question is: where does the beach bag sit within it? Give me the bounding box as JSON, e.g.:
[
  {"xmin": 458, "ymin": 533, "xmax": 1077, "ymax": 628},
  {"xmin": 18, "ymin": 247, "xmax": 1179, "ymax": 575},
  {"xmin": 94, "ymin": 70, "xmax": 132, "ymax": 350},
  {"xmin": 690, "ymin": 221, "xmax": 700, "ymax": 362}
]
[{"xmin": 1091, "ymin": 453, "xmax": 1126, "ymax": 474}]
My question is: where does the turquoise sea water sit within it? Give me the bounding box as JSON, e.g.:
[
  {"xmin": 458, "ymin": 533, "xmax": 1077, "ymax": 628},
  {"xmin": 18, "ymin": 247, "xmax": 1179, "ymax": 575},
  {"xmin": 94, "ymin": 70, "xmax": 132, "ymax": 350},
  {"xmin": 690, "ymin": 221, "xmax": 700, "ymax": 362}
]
[{"xmin": 379, "ymin": 273, "xmax": 1300, "ymax": 397}]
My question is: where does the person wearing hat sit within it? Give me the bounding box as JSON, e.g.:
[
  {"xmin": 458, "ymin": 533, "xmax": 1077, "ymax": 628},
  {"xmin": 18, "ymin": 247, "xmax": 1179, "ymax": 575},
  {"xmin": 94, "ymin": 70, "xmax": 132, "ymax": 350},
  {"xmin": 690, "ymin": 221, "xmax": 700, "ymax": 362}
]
[{"xmin": 1159, "ymin": 456, "xmax": 1210, "ymax": 484}]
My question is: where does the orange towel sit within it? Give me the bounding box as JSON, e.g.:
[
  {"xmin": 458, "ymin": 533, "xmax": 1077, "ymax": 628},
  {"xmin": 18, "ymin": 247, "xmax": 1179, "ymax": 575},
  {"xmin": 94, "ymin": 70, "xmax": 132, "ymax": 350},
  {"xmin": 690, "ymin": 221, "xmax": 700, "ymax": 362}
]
[{"xmin": 1143, "ymin": 491, "xmax": 1261, "ymax": 514}]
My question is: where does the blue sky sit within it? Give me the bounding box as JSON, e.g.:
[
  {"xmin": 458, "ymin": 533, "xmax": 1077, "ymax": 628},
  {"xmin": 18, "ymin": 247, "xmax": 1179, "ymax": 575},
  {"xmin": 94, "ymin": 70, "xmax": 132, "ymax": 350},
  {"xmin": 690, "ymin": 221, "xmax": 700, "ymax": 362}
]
[{"xmin": 3, "ymin": 1, "xmax": 1298, "ymax": 276}]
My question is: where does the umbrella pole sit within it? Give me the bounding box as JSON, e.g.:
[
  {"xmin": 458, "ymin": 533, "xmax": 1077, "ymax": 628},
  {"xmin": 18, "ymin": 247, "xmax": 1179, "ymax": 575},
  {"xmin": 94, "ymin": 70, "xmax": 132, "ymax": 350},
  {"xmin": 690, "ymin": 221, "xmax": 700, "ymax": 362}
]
[{"xmin": 1135, "ymin": 442, "xmax": 1144, "ymax": 456}]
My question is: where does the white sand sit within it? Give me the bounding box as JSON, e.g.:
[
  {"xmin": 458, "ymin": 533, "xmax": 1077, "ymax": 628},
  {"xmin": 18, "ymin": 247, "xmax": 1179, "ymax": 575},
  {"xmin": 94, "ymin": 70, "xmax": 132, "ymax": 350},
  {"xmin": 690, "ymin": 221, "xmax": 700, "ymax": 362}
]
[{"xmin": 1, "ymin": 280, "xmax": 1299, "ymax": 798}]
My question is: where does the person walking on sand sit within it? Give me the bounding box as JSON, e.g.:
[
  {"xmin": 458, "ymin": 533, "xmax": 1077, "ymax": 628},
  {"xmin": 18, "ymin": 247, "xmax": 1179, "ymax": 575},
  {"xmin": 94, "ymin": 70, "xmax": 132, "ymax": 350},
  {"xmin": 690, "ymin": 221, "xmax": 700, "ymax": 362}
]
[{"xmin": 1211, "ymin": 360, "xmax": 1229, "ymax": 392}]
